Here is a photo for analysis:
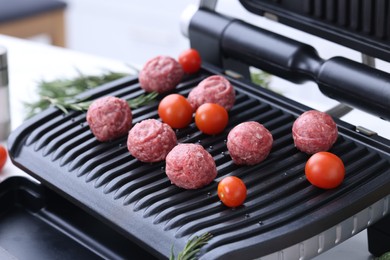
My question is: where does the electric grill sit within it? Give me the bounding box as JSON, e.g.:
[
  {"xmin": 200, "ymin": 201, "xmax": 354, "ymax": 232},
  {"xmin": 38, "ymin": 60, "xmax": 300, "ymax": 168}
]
[{"xmin": 5, "ymin": 1, "xmax": 390, "ymax": 259}]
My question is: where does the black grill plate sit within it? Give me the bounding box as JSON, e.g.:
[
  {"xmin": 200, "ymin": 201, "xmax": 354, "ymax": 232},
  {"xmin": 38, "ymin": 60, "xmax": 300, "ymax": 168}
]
[{"xmin": 8, "ymin": 67, "xmax": 390, "ymax": 259}]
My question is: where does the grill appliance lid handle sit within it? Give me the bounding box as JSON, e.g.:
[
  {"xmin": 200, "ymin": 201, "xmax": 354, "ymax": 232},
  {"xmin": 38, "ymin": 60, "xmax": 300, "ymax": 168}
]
[{"xmin": 184, "ymin": 8, "xmax": 390, "ymax": 121}]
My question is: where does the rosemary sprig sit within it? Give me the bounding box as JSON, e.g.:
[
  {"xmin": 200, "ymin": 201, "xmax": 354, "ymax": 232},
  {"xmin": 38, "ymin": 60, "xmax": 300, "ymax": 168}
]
[
  {"xmin": 170, "ymin": 232, "xmax": 212, "ymax": 260},
  {"xmin": 250, "ymin": 68, "xmax": 272, "ymax": 88},
  {"xmin": 41, "ymin": 91, "xmax": 158, "ymax": 114},
  {"xmin": 24, "ymin": 69, "xmax": 131, "ymax": 118},
  {"xmin": 377, "ymin": 251, "xmax": 390, "ymax": 260},
  {"xmin": 127, "ymin": 91, "xmax": 159, "ymax": 108}
]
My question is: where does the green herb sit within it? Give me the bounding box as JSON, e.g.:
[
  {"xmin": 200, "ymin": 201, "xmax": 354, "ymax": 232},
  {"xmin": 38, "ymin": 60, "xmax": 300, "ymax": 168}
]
[
  {"xmin": 250, "ymin": 68, "xmax": 272, "ymax": 89},
  {"xmin": 170, "ymin": 232, "xmax": 212, "ymax": 260},
  {"xmin": 24, "ymin": 69, "xmax": 131, "ymax": 118},
  {"xmin": 42, "ymin": 91, "xmax": 158, "ymax": 114},
  {"xmin": 377, "ymin": 252, "xmax": 390, "ymax": 260}
]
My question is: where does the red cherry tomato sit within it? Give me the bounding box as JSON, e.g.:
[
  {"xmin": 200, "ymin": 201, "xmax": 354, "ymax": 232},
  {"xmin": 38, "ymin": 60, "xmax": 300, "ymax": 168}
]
[
  {"xmin": 218, "ymin": 176, "xmax": 247, "ymax": 208},
  {"xmin": 178, "ymin": 48, "xmax": 202, "ymax": 74},
  {"xmin": 195, "ymin": 103, "xmax": 228, "ymax": 135},
  {"xmin": 158, "ymin": 94, "xmax": 193, "ymax": 129},
  {"xmin": 0, "ymin": 144, "xmax": 7, "ymax": 172},
  {"xmin": 305, "ymin": 151, "xmax": 345, "ymax": 189}
]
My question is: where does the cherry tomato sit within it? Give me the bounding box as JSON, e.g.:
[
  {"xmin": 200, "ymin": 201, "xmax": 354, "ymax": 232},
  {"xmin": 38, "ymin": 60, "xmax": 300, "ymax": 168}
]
[
  {"xmin": 178, "ymin": 48, "xmax": 202, "ymax": 74},
  {"xmin": 195, "ymin": 103, "xmax": 228, "ymax": 135},
  {"xmin": 0, "ymin": 144, "xmax": 7, "ymax": 172},
  {"xmin": 218, "ymin": 176, "xmax": 247, "ymax": 208},
  {"xmin": 158, "ymin": 94, "xmax": 193, "ymax": 129},
  {"xmin": 305, "ymin": 151, "xmax": 345, "ymax": 189}
]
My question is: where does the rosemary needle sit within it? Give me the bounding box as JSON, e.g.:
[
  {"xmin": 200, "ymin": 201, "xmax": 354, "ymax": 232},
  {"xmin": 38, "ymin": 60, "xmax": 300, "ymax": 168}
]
[
  {"xmin": 170, "ymin": 232, "xmax": 212, "ymax": 260},
  {"xmin": 23, "ymin": 70, "xmax": 131, "ymax": 118},
  {"xmin": 42, "ymin": 91, "xmax": 158, "ymax": 114}
]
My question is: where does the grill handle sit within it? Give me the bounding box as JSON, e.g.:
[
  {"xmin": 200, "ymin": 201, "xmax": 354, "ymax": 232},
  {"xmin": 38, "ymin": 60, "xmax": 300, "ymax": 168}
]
[
  {"xmin": 318, "ymin": 57, "xmax": 390, "ymax": 121},
  {"xmin": 187, "ymin": 9, "xmax": 390, "ymax": 120}
]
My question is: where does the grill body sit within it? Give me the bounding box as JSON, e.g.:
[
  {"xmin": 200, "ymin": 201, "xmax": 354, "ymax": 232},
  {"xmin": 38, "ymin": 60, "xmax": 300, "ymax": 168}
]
[
  {"xmin": 0, "ymin": 177, "xmax": 154, "ymax": 260},
  {"xmin": 8, "ymin": 67, "xmax": 390, "ymax": 259}
]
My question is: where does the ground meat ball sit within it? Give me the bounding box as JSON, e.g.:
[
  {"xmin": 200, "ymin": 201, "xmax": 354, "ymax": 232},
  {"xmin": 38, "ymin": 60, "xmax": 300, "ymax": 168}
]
[
  {"xmin": 165, "ymin": 143, "xmax": 217, "ymax": 189},
  {"xmin": 86, "ymin": 96, "xmax": 132, "ymax": 142},
  {"xmin": 127, "ymin": 119, "xmax": 177, "ymax": 162},
  {"xmin": 138, "ymin": 55, "xmax": 184, "ymax": 93},
  {"xmin": 188, "ymin": 75, "xmax": 235, "ymax": 111},
  {"xmin": 292, "ymin": 110, "xmax": 338, "ymax": 154},
  {"xmin": 227, "ymin": 121, "xmax": 273, "ymax": 165}
]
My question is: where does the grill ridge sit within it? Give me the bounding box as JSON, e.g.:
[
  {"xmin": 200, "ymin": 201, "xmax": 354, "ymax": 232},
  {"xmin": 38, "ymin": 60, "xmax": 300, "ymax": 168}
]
[
  {"xmin": 42, "ymin": 114, "xmax": 86, "ymax": 156},
  {"xmin": 112, "ymin": 166, "xmax": 163, "ymax": 200},
  {"xmin": 24, "ymin": 110, "xmax": 64, "ymax": 146},
  {"xmin": 132, "ymin": 179, "xmax": 174, "ymax": 211},
  {"xmin": 144, "ymin": 185, "xmax": 218, "ymax": 219},
  {"xmin": 93, "ymin": 152, "xmax": 135, "ymax": 187},
  {"xmin": 34, "ymin": 112, "xmax": 82, "ymax": 152},
  {"xmin": 59, "ymin": 135, "xmax": 99, "ymax": 167},
  {"xmin": 75, "ymin": 140, "xmax": 124, "ymax": 177},
  {"xmin": 343, "ymin": 154, "xmax": 389, "ymax": 187},
  {"xmin": 85, "ymin": 149, "xmax": 129, "ymax": 181},
  {"xmin": 107, "ymin": 162, "xmax": 164, "ymax": 197},
  {"xmin": 52, "ymin": 127, "xmax": 91, "ymax": 163},
  {"xmin": 154, "ymin": 191, "xmax": 220, "ymax": 225},
  {"xmin": 49, "ymin": 126, "xmax": 89, "ymax": 161}
]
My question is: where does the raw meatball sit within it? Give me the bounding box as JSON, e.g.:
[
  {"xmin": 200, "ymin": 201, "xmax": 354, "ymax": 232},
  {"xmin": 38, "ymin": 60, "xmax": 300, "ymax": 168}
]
[
  {"xmin": 292, "ymin": 110, "xmax": 338, "ymax": 154},
  {"xmin": 86, "ymin": 96, "xmax": 132, "ymax": 142},
  {"xmin": 188, "ymin": 75, "xmax": 235, "ymax": 111},
  {"xmin": 165, "ymin": 143, "xmax": 217, "ymax": 189},
  {"xmin": 127, "ymin": 119, "xmax": 177, "ymax": 162},
  {"xmin": 227, "ymin": 121, "xmax": 273, "ymax": 165},
  {"xmin": 139, "ymin": 55, "xmax": 184, "ymax": 93}
]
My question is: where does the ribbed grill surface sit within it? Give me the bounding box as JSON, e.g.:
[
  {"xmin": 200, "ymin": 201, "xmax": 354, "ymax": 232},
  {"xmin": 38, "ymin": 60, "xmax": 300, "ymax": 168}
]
[
  {"xmin": 241, "ymin": 0, "xmax": 390, "ymax": 62},
  {"xmin": 303, "ymin": 0, "xmax": 390, "ymax": 39},
  {"xmin": 9, "ymin": 71, "xmax": 390, "ymax": 259},
  {"xmin": 256, "ymin": 0, "xmax": 390, "ymax": 39}
]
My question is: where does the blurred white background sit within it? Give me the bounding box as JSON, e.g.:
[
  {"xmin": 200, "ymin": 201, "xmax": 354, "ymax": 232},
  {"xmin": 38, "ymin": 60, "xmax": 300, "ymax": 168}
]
[
  {"xmin": 64, "ymin": 0, "xmax": 366, "ymax": 66},
  {"xmin": 65, "ymin": 0, "xmax": 198, "ymax": 67}
]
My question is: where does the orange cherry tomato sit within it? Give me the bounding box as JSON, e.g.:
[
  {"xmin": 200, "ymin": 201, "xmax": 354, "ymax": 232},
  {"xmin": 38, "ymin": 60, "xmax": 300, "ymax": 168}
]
[
  {"xmin": 0, "ymin": 144, "xmax": 7, "ymax": 172},
  {"xmin": 178, "ymin": 48, "xmax": 202, "ymax": 74},
  {"xmin": 158, "ymin": 94, "xmax": 193, "ymax": 129},
  {"xmin": 218, "ymin": 176, "xmax": 247, "ymax": 208},
  {"xmin": 305, "ymin": 151, "xmax": 345, "ymax": 189},
  {"xmin": 195, "ymin": 103, "xmax": 228, "ymax": 135}
]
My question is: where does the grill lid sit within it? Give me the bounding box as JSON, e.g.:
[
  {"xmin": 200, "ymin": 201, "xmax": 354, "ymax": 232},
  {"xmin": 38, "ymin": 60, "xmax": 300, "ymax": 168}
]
[
  {"xmin": 239, "ymin": 0, "xmax": 390, "ymax": 62},
  {"xmin": 8, "ymin": 68, "xmax": 390, "ymax": 259}
]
